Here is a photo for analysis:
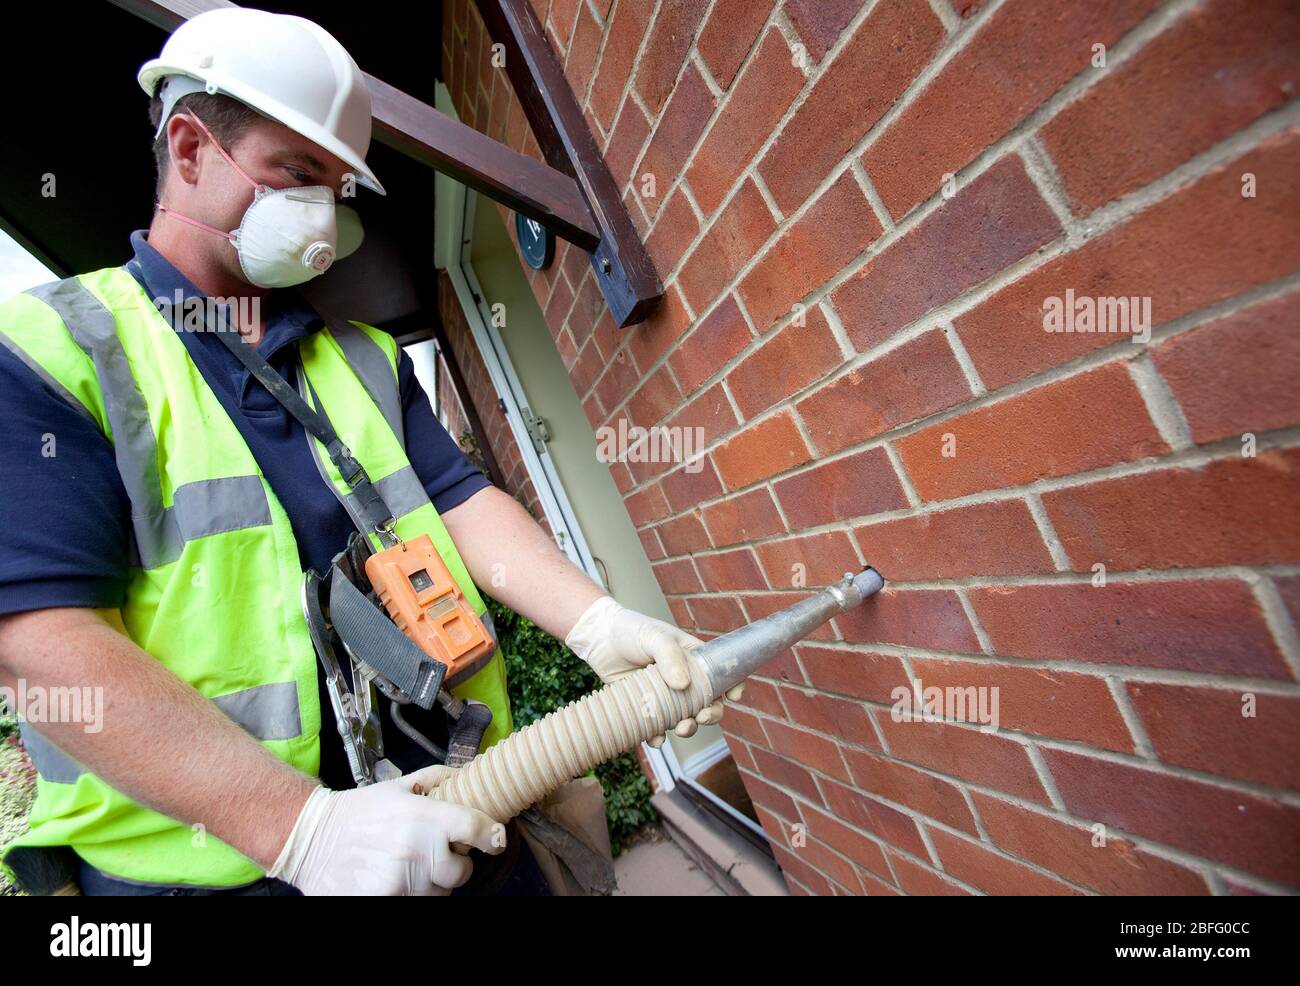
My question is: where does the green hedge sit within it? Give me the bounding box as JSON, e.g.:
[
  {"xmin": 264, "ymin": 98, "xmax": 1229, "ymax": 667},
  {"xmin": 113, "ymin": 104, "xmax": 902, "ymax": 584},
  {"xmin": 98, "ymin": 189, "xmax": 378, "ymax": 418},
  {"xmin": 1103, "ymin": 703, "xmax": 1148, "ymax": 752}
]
[{"xmin": 487, "ymin": 598, "xmax": 655, "ymax": 855}]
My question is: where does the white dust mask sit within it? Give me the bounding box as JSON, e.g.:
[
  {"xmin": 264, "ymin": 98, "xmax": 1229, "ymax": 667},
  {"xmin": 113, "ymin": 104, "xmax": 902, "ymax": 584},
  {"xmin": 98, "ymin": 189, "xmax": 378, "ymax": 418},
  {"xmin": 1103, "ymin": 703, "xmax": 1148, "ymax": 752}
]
[{"xmin": 158, "ymin": 110, "xmax": 362, "ymax": 289}]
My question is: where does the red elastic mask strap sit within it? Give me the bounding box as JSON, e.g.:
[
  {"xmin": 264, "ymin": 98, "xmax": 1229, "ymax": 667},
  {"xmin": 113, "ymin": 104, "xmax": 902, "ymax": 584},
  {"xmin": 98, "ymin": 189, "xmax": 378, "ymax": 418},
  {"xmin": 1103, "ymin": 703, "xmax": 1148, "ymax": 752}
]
[{"xmin": 184, "ymin": 109, "xmax": 266, "ymax": 194}]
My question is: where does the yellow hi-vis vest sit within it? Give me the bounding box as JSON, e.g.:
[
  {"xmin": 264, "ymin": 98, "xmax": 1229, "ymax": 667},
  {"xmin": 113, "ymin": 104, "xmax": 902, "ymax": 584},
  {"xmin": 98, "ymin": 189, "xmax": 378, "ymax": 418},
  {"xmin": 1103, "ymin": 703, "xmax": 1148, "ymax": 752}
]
[{"xmin": 0, "ymin": 267, "xmax": 512, "ymax": 889}]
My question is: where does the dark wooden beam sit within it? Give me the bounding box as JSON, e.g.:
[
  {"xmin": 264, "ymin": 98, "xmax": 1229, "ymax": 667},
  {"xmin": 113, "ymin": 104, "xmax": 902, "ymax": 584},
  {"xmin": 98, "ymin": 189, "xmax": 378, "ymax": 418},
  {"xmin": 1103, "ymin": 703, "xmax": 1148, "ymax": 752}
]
[
  {"xmin": 475, "ymin": 0, "xmax": 663, "ymax": 326},
  {"xmin": 107, "ymin": 0, "xmax": 600, "ymax": 248},
  {"xmin": 366, "ymin": 76, "xmax": 598, "ymax": 249}
]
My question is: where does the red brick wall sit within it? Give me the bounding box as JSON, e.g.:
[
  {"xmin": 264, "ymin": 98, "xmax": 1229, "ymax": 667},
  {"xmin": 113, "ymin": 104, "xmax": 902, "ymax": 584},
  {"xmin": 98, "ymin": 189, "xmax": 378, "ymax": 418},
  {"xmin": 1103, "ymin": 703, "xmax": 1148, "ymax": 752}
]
[{"xmin": 443, "ymin": 0, "xmax": 1300, "ymax": 895}]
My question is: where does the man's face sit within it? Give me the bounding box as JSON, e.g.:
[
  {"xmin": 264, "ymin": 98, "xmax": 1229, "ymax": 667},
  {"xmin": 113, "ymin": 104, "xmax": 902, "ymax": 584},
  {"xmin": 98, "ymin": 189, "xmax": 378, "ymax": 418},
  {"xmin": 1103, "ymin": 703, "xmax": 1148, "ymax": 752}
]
[{"xmin": 169, "ymin": 112, "xmax": 354, "ymax": 287}]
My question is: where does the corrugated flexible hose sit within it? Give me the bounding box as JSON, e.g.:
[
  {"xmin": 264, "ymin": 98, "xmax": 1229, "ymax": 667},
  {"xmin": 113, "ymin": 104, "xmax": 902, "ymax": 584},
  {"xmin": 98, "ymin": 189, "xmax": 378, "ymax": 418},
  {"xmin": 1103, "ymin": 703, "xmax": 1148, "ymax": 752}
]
[{"xmin": 428, "ymin": 568, "xmax": 885, "ymax": 822}]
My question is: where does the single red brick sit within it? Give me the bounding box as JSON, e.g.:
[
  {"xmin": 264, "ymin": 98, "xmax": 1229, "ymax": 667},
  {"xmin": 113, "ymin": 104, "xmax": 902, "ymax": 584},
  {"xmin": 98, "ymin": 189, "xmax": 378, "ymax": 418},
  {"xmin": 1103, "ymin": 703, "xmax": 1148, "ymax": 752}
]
[
  {"xmin": 973, "ymin": 792, "xmax": 1211, "ymax": 895},
  {"xmin": 593, "ymin": 350, "xmax": 642, "ymax": 418},
  {"xmin": 563, "ymin": 1, "xmax": 604, "ymax": 98},
  {"xmin": 750, "ymin": 746, "xmax": 824, "ymax": 803},
  {"xmin": 633, "ymin": 0, "xmax": 710, "ymax": 115},
  {"xmin": 797, "ymin": 330, "xmax": 972, "ymax": 454},
  {"xmin": 726, "ymin": 308, "xmax": 845, "ymax": 420},
  {"xmin": 779, "ymin": 686, "xmax": 880, "ymax": 751},
  {"xmin": 624, "ymin": 482, "xmax": 671, "ymax": 525},
  {"xmin": 836, "ymin": 588, "xmax": 981, "ymax": 653},
  {"xmin": 756, "ymin": 530, "xmax": 861, "ymax": 589},
  {"xmin": 770, "ymin": 841, "xmax": 835, "ymax": 895},
  {"xmin": 761, "ymin": 0, "xmax": 944, "ymax": 214},
  {"xmin": 783, "ymin": 0, "xmax": 867, "ymax": 62},
  {"xmin": 656, "ymin": 511, "xmax": 712, "ymax": 555},
  {"xmin": 695, "ymin": 0, "xmax": 778, "ymax": 90},
  {"xmin": 862, "ymin": 0, "xmax": 1161, "ymax": 219},
  {"xmin": 688, "ymin": 592, "xmax": 747, "ymax": 633},
  {"xmin": 798, "ymin": 801, "xmax": 893, "ymax": 880},
  {"xmin": 732, "ymin": 676, "xmax": 786, "ymax": 718},
  {"xmin": 637, "ymin": 527, "xmax": 665, "ymax": 561},
  {"xmin": 659, "ymin": 457, "xmax": 724, "ymax": 511},
  {"xmin": 841, "ymin": 746, "xmax": 979, "ymax": 834},
  {"xmin": 686, "ymin": 28, "xmax": 806, "ymax": 216},
  {"xmin": 625, "ymin": 367, "xmax": 684, "ymax": 435},
  {"xmin": 969, "ymin": 580, "xmax": 1291, "ymax": 678},
  {"xmin": 645, "ymin": 187, "xmax": 700, "ymax": 275},
  {"xmin": 855, "ymin": 498, "xmax": 1055, "ymax": 580},
  {"xmin": 700, "ymin": 487, "xmax": 786, "ymax": 547},
  {"xmin": 875, "ymin": 714, "xmax": 1050, "ymax": 803},
  {"xmin": 1152, "ymin": 292, "xmax": 1300, "ymax": 444},
  {"xmin": 832, "ymin": 155, "xmax": 1062, "ymax": 352},
  {"xmin": 741, "ymin": 770, "xmax": 799, "ymax": 820},
  {"xmin": 887, "ymin": 850, "xmax": 975, "ymax": 895},
  {"xmin": 1275, "ymin": 573, "xmax": 1300, "ymax": 629},
  {"xmin": 819, "ymin": 777, "xmax": 929, "ymax": 857},
  {"xmin": 694, "ymin": 546, "xmax": 768, "ymax": 591},
  {"xmin": 1044, "ymin": 449, "xmax": 1300, "ymax": 571},
  {"xmin": 626, "ymin": 280, "xmax": 692, "ymax": 374},
  {"xmin": 928, "ymin": 826, "xmax": 1083, "ymax": 895},
  {"xmin": 548, "ymin": 0, "xmax": 579, "ymax": 48},
  {"xmin": 722, "ymin": 705, "xmax": 768, "ymax": 747},
  {"xmin": 1127, "ymin": 682, "xmax": 1300, "ymax": 790},
  {"xmin": 543, "ymin": 270, "xmax": 577, "ymax": 331},
  {"xmin": 603, "ymin": 97, "xmax": 651, "ymax": 189},
  {"xmin": 637, "ymin": 62, "xmax": 717, "ymax": 202},
  {"xmin": 956, "ymin": 130, "xmax": 1300, "ymax": 390},
  {"xmin": 1042, "ymin": 0, "xmax": 1300, "ymax": 216},
  {"xmin": 712, "ymin": 410, "xmax": 813, "ymax": 490},
  {"xmin": 651, "ymin": 556, "xmax": 703, "ymax": 594},
  {"xmin": 1044, "ymin": 747, "xmax": 1300, "ymax": 886},
  {"xmin": 668, "ymin": 294, "xmax": 755, "ymax": 396},
  {"xmin": 772, "ymin": 447, "xmax": 910, "ymax": 527},
  {"xmin": 896, "ymin": 363, "xmax": 1169, "ymax": 502},
  {"xmin": 740, "ymin": 175, "xmax": 884, "ymax": 334},
  {"xmin": 653, "ymin": 397, "xmax": 732, "ymax": 480},
  {"xmin": 676, "ymin": 180, "xmax": 779, "ymax": 314},
  {"xmin": 666, "ymin": 596, "xmax": 692, "ymax": 628},
  {"xmin": 763, "ymin": 718, "xmax": 853, "ymax": 782},
  {"xmin": 588, "ymin": 0, "xmax": 655, "ymax": 131},
  {"xmin": 798, "ymin": 645, "xmax": 911, "ymax": 704},
  {"xmin": 907, "ymin": 656, "xmax": 1135, "ymax": 753},
  {"xmin": 797, "ymin": 833, "xmax": 874, "ymax": 891}
]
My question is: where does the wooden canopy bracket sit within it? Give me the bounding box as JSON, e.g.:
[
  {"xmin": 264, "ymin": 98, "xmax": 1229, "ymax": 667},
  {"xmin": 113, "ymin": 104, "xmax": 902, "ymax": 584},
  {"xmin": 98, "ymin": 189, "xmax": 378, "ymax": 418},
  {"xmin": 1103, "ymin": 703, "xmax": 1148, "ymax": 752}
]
[
  {"xmin": 109, "ymin": 0, "xmax": 663, "ymax": 326},
  {"xmin": 474, "ymin": 0, "xmax": 663, "ymax": 327}
]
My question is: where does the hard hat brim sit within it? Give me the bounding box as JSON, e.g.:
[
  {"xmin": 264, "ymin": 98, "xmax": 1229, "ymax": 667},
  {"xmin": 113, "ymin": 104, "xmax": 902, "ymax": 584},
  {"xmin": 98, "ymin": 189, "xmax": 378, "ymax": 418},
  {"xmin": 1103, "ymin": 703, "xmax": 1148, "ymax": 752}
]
[{"xmin": 139, "ymin": 61, "xmax": 386, "ymax": 196}]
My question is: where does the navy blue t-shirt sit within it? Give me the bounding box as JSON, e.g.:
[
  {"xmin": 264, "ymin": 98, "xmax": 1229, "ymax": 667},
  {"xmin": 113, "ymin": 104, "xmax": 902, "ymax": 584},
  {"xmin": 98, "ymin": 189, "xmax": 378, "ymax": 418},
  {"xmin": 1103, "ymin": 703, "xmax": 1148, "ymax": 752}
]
[{"xmin": 0, "ymin": 230, "xmax": 491, "ymax": 787}]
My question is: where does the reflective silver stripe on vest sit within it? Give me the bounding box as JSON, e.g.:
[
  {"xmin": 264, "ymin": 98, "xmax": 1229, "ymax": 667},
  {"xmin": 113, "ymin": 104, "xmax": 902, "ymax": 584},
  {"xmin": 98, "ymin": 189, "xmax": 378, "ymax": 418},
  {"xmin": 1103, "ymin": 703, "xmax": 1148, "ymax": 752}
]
[
  {"xmin": 0, "ymin": 330, "xmax": 98, "ymax": 427},
  {"xmin": 25, "ymin": 277, "xmax": 274, "ymax": 567},
  {"xmin": 373, "ymin": 465, "xmax": 429, "ymax": 519},
  {"xmin": 211, "ymin": 681, "xmax": 302, "ymax": 741},
  {"xmin": 21, "ymin": 683, "xmax": 301, "ymax": 785},
  {"xmin": 174, "ymin": 476, "xmax": 273, "ymax": 540},
  {"xmin": 18, "ymin": 723, "xmax": 85, "ymax": 784},
  {"xmin": 326, "ymin": 318, "xmax": 404, "ymax": 447}
]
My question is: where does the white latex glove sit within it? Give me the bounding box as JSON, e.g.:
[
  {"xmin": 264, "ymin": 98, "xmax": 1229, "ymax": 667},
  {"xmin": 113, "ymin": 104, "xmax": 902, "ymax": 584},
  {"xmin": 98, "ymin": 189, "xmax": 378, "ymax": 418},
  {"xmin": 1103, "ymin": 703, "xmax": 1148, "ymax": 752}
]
[
  {"xmin": 564, "ymin": 596, "xmax": 745, "ymax": 746},
  {"xmin": 268, "ymin": 764, "xmax": 504, "ymax": 896}
]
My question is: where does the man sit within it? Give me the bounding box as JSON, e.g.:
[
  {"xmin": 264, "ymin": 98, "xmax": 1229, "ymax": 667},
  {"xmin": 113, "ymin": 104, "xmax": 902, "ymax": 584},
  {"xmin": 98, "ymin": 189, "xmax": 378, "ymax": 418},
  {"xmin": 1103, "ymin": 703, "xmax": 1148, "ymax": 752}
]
[{"xmin": 0, "ymin": 8, "xmax": 735, "ymax": 896}]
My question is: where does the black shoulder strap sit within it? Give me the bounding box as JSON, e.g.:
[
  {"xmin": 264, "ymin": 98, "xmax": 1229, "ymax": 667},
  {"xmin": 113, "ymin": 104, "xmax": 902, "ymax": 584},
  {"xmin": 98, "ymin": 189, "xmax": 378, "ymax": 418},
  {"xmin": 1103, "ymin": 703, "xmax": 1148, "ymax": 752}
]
[{"xmin": 211, "ymin": 323, "xmax": 396, "ymax": 542}]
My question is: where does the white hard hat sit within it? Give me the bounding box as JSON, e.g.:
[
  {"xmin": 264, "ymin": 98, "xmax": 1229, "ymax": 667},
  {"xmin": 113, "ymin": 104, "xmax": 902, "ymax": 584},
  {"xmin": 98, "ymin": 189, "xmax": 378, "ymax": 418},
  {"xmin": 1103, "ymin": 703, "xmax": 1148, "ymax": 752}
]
[{"xmin": 138, "ymin": 8, "xmax": 385, "ymax": 195}]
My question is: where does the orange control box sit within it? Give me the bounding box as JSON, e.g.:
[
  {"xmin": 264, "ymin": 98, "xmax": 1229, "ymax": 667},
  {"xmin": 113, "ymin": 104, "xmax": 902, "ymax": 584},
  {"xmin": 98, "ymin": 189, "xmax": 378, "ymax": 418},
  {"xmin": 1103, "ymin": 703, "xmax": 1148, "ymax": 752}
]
[{"xmin": 364, "ymin": 534, "xmax": 494, "ymax": 686}]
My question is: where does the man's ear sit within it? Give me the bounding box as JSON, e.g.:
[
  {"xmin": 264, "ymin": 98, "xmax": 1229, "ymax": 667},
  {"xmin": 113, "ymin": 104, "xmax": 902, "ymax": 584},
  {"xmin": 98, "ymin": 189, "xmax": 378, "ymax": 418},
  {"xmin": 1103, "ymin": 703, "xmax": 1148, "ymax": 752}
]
[{"xmin": 165, "ymin": 113, "xmax": 206, "ymax": 187}]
